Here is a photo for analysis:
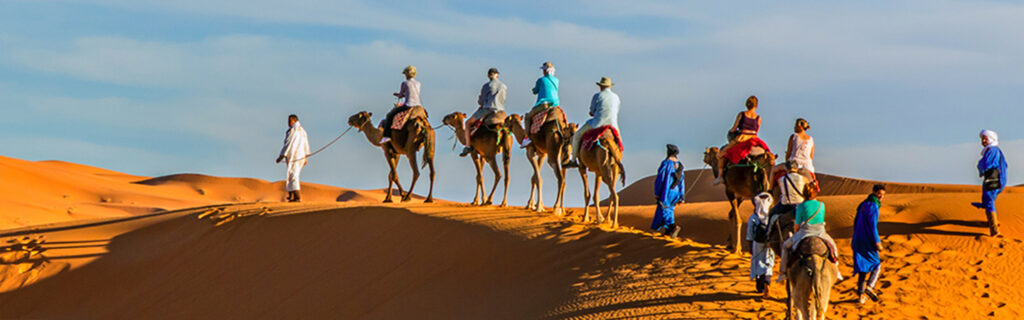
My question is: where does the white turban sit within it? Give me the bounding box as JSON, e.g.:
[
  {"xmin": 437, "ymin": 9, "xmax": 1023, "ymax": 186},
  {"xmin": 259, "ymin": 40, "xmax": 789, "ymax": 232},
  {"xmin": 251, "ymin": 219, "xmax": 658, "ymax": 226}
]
[{"xmin": 981, "ymin": 129, "xmax": 999, "ymax": 155}]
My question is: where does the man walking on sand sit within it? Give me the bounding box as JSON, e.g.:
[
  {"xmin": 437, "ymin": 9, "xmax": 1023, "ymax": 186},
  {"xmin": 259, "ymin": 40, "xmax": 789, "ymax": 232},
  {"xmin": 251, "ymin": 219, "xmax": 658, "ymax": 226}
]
[
  {"xmin": 276, "ymin": 114, "xmax": 310, "ymax": 202},
  {"xmin": 853, "ymin": 184, "xmax": 885, "ymax": 304},
  {"xmin": 973, "ymin": 129, "xmax": 1007, "ymax": 237}
]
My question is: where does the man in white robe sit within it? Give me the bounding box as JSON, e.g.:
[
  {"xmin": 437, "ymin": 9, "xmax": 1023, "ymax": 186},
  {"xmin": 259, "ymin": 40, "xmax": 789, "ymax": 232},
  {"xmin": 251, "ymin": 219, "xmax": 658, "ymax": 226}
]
[{"xmin": 276, "ymin": 114, "xmax": 311, "ymax": 202}]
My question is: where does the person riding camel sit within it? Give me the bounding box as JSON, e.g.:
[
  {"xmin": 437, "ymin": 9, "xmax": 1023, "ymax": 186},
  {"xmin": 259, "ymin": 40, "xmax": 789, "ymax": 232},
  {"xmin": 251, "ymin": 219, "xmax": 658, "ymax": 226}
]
[
  {"xmin": 522, "ymin": 61, "xmax": 559, "ymax": 148},
  {"xmin": 713, "ymin": 95, "xmax": 769, "ymax": 185},
  {"xmin": 460, "ymin": 67, "xmax": 508, "ymax": 157},
  {"xmin": 564, "ymin": 77, "xmax": 620, "ymax": 168},
  {"xmin": 382, "ymin": 65, "xmax": 422, "ymax": 144},
  {"xmin": 777, "ymin": 186, "xmax": 842, "ymax": 283}
]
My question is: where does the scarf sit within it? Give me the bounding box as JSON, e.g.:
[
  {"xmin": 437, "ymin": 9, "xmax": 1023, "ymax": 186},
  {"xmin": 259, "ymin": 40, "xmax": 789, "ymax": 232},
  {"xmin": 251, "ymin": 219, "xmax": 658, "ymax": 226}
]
[
  {"xmin": 865, "ymin": 194, "xmax": 880, "ymax": 206},
  {"xmin": 981, "ymin": 129, "xmax": 999, "ymax": 156}
]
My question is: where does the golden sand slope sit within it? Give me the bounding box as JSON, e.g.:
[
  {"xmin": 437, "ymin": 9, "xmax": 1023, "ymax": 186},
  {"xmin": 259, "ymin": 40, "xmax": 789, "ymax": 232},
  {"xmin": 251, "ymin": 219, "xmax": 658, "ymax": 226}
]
[
  {"xmin": 0, "ymin": 157, "xmax": 1020, "ymax": 319},
  {"xmin": 0, "ymin": 197, "xmax": 1020, "ymax": 319},
  {"xmin": 0, "ymin": 155, "xmax": 402, "ymax": 228}
]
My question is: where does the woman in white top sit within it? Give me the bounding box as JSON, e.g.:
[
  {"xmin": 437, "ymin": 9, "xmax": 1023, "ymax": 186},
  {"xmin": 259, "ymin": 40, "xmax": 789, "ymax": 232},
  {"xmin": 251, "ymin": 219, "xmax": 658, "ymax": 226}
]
[{"xmin": 786, "ymin": 118, "xmax": 815, "ymax": 175}]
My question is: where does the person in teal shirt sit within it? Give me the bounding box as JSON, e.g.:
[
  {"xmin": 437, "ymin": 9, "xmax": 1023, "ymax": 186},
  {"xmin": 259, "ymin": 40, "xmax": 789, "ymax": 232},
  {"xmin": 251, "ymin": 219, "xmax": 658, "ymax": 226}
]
[
  {"xmin": 522, "ymin": 61, "xmax": 560, "ymax": 147},
  {"xmin": 776, "ymin": 187, "xmax": 841, "ymax": 283}
]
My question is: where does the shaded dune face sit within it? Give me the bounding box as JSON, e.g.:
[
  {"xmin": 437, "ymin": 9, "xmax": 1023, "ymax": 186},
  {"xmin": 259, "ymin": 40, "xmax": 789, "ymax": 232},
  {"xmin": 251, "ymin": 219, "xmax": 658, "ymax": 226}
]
[{"xmin": 0, "ymin": 206, "xmax": 579, "ymax": 319}]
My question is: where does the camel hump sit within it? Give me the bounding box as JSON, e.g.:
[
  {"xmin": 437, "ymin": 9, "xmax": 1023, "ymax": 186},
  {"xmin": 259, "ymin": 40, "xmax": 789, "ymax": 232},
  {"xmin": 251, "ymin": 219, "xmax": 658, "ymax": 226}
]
[
  {"xmin": 798, "ymin": 236, "xmax": 829, "ymax": 257},
  {"xmin": 481, "ymin": 110, "xmax": 507, "ymax": 127},
  {"xmin": 406, "ymin": 106, "xmax": 428, "ymax": 121}
]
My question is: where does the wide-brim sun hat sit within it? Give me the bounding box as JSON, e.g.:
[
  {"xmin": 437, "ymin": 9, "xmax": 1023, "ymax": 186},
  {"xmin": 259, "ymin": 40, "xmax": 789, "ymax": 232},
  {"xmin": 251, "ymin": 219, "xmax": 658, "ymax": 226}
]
[
  {"xmin": 540, "ymin": 61, "xmax": 553, "ymax": 69},
  {"xmin": 596, "ymin": 77, "xmax": 614, "ymax": 87}
]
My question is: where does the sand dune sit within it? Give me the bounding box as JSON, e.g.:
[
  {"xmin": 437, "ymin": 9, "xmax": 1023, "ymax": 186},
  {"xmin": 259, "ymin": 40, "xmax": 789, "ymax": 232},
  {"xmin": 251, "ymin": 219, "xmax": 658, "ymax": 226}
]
[
  {"xmin": 0, "ymin": 156, "xmax": 1020, "ymax": 319},
  {"xmin": 0, "ymin": 155, "xmax": 404, "ymax": 229}
]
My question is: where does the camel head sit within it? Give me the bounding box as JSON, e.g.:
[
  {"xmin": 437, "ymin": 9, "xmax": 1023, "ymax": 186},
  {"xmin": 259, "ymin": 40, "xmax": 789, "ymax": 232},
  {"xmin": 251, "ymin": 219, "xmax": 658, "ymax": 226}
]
[
  {"xmin": 348, "ymin": 111, "xmax": 373, "ymax": 130},
  {"xmin": 703, "ymin": 147, "xmax": 719, "ymax": 166},
  {"xmin": 442, "ymin": 111, "xmax": 466, "ymax": 128},
  {"xmin": 504, "ymin": 113, "xmax": 523, "ymax": 129}
]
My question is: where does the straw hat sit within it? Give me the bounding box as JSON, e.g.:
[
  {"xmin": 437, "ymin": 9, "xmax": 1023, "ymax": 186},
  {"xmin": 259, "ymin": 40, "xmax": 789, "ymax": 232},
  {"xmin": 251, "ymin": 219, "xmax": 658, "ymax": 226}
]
[
  {"xmin": 402, "ymin": 65, "xmax": 417, "ymax": 76},
  {"xmin": 540, "ymin": 61, "xmax": 553, "ymax": 70},
  {"xmin": 596, "ymin": 77, "xmax": 614, "ymax": 87}
]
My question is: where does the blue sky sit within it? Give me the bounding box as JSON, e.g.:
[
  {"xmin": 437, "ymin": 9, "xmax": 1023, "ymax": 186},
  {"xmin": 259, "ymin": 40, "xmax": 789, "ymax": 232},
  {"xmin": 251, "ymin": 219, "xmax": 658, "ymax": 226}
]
[{"xmin": 2, "ymin": 0, "xmax": 1022, "ymax": 205}]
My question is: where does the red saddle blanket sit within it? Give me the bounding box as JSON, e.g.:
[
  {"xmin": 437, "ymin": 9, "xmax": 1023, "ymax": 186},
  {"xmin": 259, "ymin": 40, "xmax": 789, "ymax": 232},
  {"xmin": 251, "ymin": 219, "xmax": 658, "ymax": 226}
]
[
  {"xmin": 582, "ymin": 125, "xmax": 624, "ymax": 151},
  {"xmin": 724, "ymin": 137, "xmax": 771, "ymax": 165},
  {"xmin": 530, "ymin": 107, "xmax": 566, "ymax": 134},
  {"xmin": 391, "ymin": 110, "xmax": 411, "ymax": 130}
]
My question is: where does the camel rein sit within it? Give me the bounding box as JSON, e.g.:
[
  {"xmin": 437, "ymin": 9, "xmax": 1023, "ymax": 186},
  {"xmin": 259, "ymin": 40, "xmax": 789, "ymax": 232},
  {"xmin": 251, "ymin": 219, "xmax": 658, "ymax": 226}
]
[{"xmin": 290, "ymin": 126, "xmax": 353, "ymax": 162}]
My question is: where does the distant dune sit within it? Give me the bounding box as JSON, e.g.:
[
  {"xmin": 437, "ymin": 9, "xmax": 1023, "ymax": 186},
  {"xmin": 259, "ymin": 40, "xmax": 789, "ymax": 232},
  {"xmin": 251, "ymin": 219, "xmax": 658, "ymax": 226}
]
[{"xmin": 0, "ymin": 155, "xmax": 414, "ymax": 229}]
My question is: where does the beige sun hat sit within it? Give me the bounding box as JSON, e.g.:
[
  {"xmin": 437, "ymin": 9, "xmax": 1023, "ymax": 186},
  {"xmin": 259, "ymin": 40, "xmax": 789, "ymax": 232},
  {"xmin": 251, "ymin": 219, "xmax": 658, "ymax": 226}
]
[
  {"xmin": 540, "ymin": 61, "xmax": 553, "ymax": 69},
  {"xmin": 596, "ymin": 77, "xmax": 614, "ymax": 87},
  {"xmin": 402, "ymin": 65, "xmax": 417, "ymax": 76}
]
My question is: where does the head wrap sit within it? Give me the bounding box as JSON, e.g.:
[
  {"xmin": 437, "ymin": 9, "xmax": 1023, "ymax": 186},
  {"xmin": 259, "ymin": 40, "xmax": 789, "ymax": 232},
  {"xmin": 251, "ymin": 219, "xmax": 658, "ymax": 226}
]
[
  {"xmin": 753, "ymin": 192, "xmax": 772, "ymax": 221},
  {"xmin": 981, "ymin": 129, "xmax": 999, "ymax": 155},
  {"xmin": 666, "ymin": 144, "xmax": 679, "ymax": 157}
]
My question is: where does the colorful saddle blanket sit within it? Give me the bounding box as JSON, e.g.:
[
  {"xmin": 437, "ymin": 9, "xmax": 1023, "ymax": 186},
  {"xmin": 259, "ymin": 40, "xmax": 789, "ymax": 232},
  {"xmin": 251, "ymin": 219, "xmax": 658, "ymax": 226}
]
[
  {"xmin": 581, "ymin": 125, "xmax": 624, "ymax": 151},
  {"xmin": 724, "ymin": 137, "xmax": 771, "ymax": 165},
  {"xmin": 530, "ymin": 107, "xmax": 566, "ymax": 134}
]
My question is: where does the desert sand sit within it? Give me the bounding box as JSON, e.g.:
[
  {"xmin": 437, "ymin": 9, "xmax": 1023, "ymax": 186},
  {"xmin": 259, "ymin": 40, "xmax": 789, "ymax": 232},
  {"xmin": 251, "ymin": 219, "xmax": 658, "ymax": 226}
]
[{"xmin": 0, "ymin": 156, "xmax": 1020, "ymax": 319}]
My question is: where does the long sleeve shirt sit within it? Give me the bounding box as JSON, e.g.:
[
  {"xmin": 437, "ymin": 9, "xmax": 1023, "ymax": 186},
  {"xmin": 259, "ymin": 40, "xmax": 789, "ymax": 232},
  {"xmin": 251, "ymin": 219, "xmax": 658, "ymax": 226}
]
[
  {"xmin": 654, "ymin": 159, "xmax": 684, "ymax": 207},
  {"xmin": 978, "ymin": 146, "xmax": 1008, "ymax": 189},
  {"xmin": 279, "ymin": 122, "xmax": 310, "ymax": 163},
  {"xmin": 585, "ymin": 88, "xmax": 620, "ymax": 129},
  {"xmin": 397, "ymin": 79, "xmax": 422, "ymax": 107},
  {"xmin": 531, "ymin": 75, "xmax": 559, "ymax": 107},
  {"xmin": 477, "ymin": 78, "xmax": 507, "ymax": 112}
]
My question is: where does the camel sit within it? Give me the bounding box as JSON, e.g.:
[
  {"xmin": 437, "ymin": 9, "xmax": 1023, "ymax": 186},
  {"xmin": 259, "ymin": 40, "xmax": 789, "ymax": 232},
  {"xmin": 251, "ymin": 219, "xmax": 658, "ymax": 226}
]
[
  {"xmin": 787, "ymin": 236, "xmax": 839, "ymax": 320},
  {"xmin": 504, "ymin": 112, "xmax": 573, "ymax": 216},
  {"xmin": 576, "ymin": 127, "xmax": 626, "ymax": 227},
  {"xmin": 347, "ymin": 109, "xmax": 435, "ymax": 203},
  {"xmin": 703, "ymin": 146, "xmax": 776, "ymax": 254},
  {"xmin": 442, "ymin": 111, "xmax": 512, "ymax": 206}
]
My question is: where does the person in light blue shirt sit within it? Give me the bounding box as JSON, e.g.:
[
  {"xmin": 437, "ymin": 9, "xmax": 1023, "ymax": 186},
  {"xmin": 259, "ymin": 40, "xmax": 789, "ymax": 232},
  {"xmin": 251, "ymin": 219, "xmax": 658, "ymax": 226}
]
[
  {"xmin": 565, "ymin": 77, "xmax": 620, "ymax": 167},
  {"xmin": 522, "ymin": 61, "xmax": 560, "ymax": 147}
]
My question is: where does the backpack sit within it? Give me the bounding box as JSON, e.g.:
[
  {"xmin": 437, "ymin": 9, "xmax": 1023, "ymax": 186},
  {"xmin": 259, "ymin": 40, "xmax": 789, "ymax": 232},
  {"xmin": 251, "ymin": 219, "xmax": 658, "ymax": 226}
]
[{"xmin": 752, "ymin": 218, "xmax": 770, "ymax": 243}]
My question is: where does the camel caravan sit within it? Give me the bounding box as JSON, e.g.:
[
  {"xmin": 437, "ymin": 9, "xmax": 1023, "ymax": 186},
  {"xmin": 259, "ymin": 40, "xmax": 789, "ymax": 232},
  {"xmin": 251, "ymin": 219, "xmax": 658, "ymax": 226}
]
[{"xmin": 303, "ymin": 62, "xmax": 1001, "ymax": 319}]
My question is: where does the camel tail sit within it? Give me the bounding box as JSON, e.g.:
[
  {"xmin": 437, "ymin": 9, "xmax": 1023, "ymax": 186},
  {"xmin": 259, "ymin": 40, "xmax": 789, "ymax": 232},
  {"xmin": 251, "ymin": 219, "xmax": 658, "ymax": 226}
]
[
  {"xmin": 422, "ymin": 121, "xmax": 435, "ymax": 169},
  {"xmin": 615, "ymin": 155, "xmax": 626, "ymax": 185}
]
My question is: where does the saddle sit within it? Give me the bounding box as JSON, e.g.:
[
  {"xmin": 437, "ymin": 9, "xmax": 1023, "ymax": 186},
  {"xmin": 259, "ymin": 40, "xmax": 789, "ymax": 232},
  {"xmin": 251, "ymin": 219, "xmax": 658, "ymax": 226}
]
[
  {"xmin": 581, "ymin": 125, "xmax": 624, "ymax": 151},
  {"xmin": 470, "ymin": 110, "xmax": 508, "ymax": 137},
  {"xmin": 391, "ymin": 106, "xmax": 428, "ymax": 130},
  {"xmin": 786, "ymin": 236, "xmax": 838, "ymax": 270},
  {"xmin": 530, "ymin": 107, "xmax": 567, "ymax": 134},
  {"xmin": 724, "ymin": 137, "xmax": 771, "ymax": 165}
]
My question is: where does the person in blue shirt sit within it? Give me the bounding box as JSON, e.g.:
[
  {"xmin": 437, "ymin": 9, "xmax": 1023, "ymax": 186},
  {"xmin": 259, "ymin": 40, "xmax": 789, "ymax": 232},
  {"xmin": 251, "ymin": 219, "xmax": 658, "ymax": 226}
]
[
  {"xmin": 521, "ymin": 61, "xmax": 559, "ymax": 147},
  {"xmin": 853, "ymin": 184, "xmax": 885, "ymax": 304},
  {"xmin": 973, "ymin": 129, "xmax": 1008, "ymax": 237},
  {"xmin": 651, "ymin": 144, "xmax": 685, "ymax": 237}
]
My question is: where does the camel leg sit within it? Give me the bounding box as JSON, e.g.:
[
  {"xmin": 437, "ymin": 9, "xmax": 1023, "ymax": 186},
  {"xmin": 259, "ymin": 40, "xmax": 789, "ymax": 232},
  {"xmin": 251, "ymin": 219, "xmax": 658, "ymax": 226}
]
[
  {"xmin": 472, "ymin": 154, "xmax": 484, "ymax": 205},
  {"xmin": 726, "ymin": 193, "xmax": 742, "ymax": 253},
  {"xmin": 594, "ymin": 173, "xmax": 604, "ymax": 225},
  {"xmin": 579, "ymin": 167, "xmax": 591, "ymax": 223},
  {"xmin": 500, "ymin": 148, "xmax": 510, "ymax": 207},
  {"xmin": 609, "ymin": 170, "xmax": 619, "ymax": 228},
  {"xmin": 384, "ymin": 154, "xmax": 401, "ymax": 203},
  {"xmin": 424, "ymin": 155, "xmax": 435, "ymax": 203},
  {"xmin": 525, "ymin": 150, "xmax": 539, "ymax": 210},
  {"xmin": 485, "ymin": 155, "xmax": 501, "ymax": 206},
  {"xmin": 536, "ymin": 153, "xmax": 548, "ymax": 212},
  {"xmin": 403, "ymin": 153, "xmax": 420, "ymax": 202},
  {"xmin": 551, "ymin": 146, "xmax": 566, "ymax": 217}
]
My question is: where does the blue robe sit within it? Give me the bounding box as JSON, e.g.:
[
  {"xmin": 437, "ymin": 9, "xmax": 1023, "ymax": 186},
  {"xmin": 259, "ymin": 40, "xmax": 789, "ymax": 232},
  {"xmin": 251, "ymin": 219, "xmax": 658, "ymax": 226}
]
[
  {"xmin": 978, "ymin": 146, "xmax": 1008, "ymax": 212},
  {"xmin": 651, "ymin": 159, "xmax": 684, "ymax": 230},
  {"xmin": 852, "ymin": 196, "xmax": 881, "ymax": 274}
]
